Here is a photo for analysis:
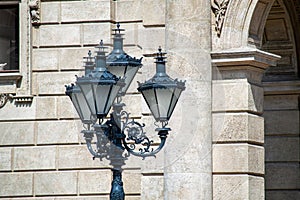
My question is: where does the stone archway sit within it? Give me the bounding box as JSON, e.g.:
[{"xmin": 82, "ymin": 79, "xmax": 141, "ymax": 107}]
[
  {"xmin": 211, "ymin": 0, "xmax": 280, "ymax": 199},
  {"xmin": 258, "ymin": 0, "xmax": 300, "ymax": 199}
]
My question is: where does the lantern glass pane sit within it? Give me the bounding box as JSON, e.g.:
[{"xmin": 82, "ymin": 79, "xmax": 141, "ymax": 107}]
[
  {"xmin": 73, "ymin": 92, "xmax": 93, "ymax": 123},
  {"xmin": 141, "ymin": 88, "xmax": 159, "ymax": 120},
  {"xmin": 79, "ymin": 84, "xmax": 96, "ymax": 115},
  {"xmin": 107, "ymin": 65, "xmax": 125, "ymax": 78},
  {"xmin": 93, "ymin": 84, "xmax": 111, "ymax": 116},
  {"xmin": 104, "ymin": 84, "xmax": 121, "ymax": 114},
  {"xmin": 155, "ymin": 88, "xmax": 174, "ymax": 120},
  {"xmin": 108, "ymin": 65, "xmax": 139, "ymax": 94},
  {"xmin": 122, "ymin": 66, "xmax": 139, "ymax": 93},
  {"xmin": 167, "ymin": 87, "xmax": 182, "ymax": 119}
]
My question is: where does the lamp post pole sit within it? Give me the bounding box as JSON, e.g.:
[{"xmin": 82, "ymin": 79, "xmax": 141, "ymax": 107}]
[{"xmin": 65, "ymin": 23, "xmax": 186, "ymax": 200}]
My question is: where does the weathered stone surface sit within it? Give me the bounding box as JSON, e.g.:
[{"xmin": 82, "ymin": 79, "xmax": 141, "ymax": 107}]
[
  {"xmin": 82, "ymin": 23, "xmax": 111, "ymax": 45},
  {"xmin": 78, "ymin": 170, "xmax": 111, "ymax": 194},
  {"xmin": 165, "ymin": 173, "xmax": 212, "ymax": 200},
  {"xmin": 57, "ymin": 96, "xmax": 80, "ymax": 119},
  {"xmin": 31, "ymin": 47, "xmax": 93, "ymax": 71},
  {"xmin": 213, "ymin": 175, "xmax": 264, "ymax": 200},
  {"xmin": 264, "ymin": 95, "xmax": 299, "ymax": 110},
  {"xmin": 0, "ymin": 100, "xmax": 34, "ymax": 121},
  {"xmin": 266, "ymin": 190, "xmax": 300, "ymax": 200},
  {"xmin": 123, "ymin": 170, "xmax": 142, "ymax": 194},
  {"xmin": 0, "ymin": 172, "xmax": 33, "ymax": 197},
  {"xmin": 41, "ymin": 2, "xmax": 60, "ymax": 23},
  {"xmin": 0, "ymin": 148, "xmax": 11, "ymax": 171},
  {"xmin": 36, "ymin": 97, "xmax": 58, "ymax": 119},
  {"xmin": 122, "ymin": 94, "xmax": 142, "ymax": 118},
  {"xmin": 141, "ymin": 176, "xmax": 164, "ymax": 200},
  {"xmin": 34, "ymin": 171, "xmax": 78, "ymax": 195},
  {"xmin": 265, "ymin": 136, "xmax": 299, "ymax": 162},
  {"xmin": 32, "ymin": 72, "xmax": 77, "ymax": 95},
  {"xmin": 119, "ymin": 23, "xmax": 138, "ymax": 45},
  {"xmin": 38, "ymin": 25, "xmax": 81, "ymax": 46},
  {"xmin": 213, "ymin": 113, "xmax": 264, "ymax": 144},
  {"xmin": 213, "ymin": 144, "xmax": 264, "ymax": 174},
  {"xmin": 115, "ymin": 0, "xmax": 143, "ymax": 22},
  {"xmin": 265, "ymin": 163, "xmax": 300, "ymax": 189},
  {"xmin": 137, "ymin": 25, "xmax": 165, "ymax": 54},
  {"xmin": 36, "ymin": 120, "xmax": 80, "ymax": 145},
  {"xmin": 13, "ymin": 146, "xmax": 56, "ymax": 171},
  {"xmin": 32, "ymin": 49, "xmax": 59, "ymax": 71},
  {"xmin": 249, "ymin": 175, "xmax": 265, "ymax": 200},
  {"xmin": 59, "ymin": 47, "xmax": 90, "ymax": 70},
  {"xmin": 213, "ymin": 79, "xmax": 264, "ymax": 113},
  {"xmin": 61, "ymin": 1, "xmax": 111, "ymax": 22},
  {"xmin": 123, "ymin": 154, "xmax": 143, "ymax": 169},
  {"xmin": 0, "ymin": 122, "xmax": 35, "ymax": 146},
  {"xmin": 57, "ymin": 145, "xmax": 110, "ymax": 169},
  {"xmin": 143, "ymin": 0, "xmax": 165, "ymax": 26},
  {"xmin": 0, "ymin": 97, "xmax": 57, "ymax": 121},
  {"xmin": 264, "ymin": 110, "xmax": 299, "ymax": 135}
]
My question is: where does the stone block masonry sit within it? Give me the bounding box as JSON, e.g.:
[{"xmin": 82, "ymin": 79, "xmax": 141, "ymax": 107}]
[{"xmin": 212, "ymin": 48, "xmax": 280, "ymax": 200}]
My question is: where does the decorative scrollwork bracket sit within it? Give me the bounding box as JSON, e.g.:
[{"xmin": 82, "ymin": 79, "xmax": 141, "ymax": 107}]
[{"xmin": 29, "ymin": 0, "xmax": 40, "ymax": 26}]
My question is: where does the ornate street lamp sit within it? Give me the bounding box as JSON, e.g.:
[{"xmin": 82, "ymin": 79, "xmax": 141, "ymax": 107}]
[{"xmin": 65, "ymin": 24, "xmax": 186, "ymax": 200}]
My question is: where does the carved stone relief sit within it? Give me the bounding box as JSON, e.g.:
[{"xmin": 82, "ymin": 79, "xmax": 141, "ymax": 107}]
[
  {"xmin": 211, "ymin": 0, "xmax": 230, "ymax": 37},
  {"xmin": 0, "ymin": 94, "xmax": 10, "ymax": 108},
  {"xmin": 29, "ymin": 0, "xmax": 40, "ymax": 25},
  {"xmin": 0, "ymin": 94, "xmax": 33, "ymax": 108}
]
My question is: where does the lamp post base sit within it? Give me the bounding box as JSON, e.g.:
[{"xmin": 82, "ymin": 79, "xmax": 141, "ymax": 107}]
[{"xmin": 110, "ymin": 169, "xmax": 125, "ymax": 200}]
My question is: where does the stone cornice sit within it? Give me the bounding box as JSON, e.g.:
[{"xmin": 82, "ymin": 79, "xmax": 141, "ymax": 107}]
[
  {"xmin": 211, "ymin": 48, "xmax": 281, "ymax": 70},
  {"xmin": 211, "ymin": 48, "xmax": 281, "ymax": 84}
]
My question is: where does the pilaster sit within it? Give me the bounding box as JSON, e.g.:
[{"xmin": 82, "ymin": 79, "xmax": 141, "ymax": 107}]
[
  {"xmin": 212, "ymin": 48, "xmax": 280, "ymax": 199},
  {"xmin": 165, "ymin": 0, "xmax": 212, "ymax": 199}
]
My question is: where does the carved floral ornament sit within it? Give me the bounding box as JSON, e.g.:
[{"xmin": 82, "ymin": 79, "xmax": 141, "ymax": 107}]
[
  {"xmin": 211, "ymin": 0, "xmax": 230, "ymax": 37},
  {"xmin": 29, "ymin": 0, "xmax": 40, "ymax": 25}
]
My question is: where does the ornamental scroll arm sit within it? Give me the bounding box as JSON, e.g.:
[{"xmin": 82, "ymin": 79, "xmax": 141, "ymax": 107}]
[
  {"xmin": 211, "ymin": 0, "xmax": 230, "ymax": 37},
  {"xmin": 29, "ymin": 0, "xmax": 40, "ymax": 25}
]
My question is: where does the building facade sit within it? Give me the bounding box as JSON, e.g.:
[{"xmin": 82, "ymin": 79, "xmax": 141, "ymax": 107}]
[{"xmin": 0, "ymin": 0, "xmax": 299, "ymax": 199}]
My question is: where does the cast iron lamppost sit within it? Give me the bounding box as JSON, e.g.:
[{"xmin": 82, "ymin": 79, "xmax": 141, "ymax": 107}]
[{"xmin": 65, "ymin": 23, "xmax": 186, "ymax": 200}]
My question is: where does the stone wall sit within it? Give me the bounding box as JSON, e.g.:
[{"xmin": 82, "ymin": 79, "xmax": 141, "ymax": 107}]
[
  {"xmin": 0, "ymin": 0, "xmax": 167, "ymax": 199},
  {"xmin": 263, "ymin": 84, "xmax": 300, "ymax": 199},
  {"xmin": 1, "ymin": 0, "xmax": 299, "ymax": 199}
]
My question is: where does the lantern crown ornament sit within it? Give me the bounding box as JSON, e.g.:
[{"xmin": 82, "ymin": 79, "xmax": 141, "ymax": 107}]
[{"xmin": 106, "ymin": 22, "xmax": 142, "ymax": 95}]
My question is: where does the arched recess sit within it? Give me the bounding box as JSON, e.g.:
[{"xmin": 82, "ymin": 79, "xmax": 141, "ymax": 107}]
[
  {"xmin": 251, "ymin": 0, "xmax": 300, "ymax": 199},
  {"xmin": 250, "ymin": 0, "xmax": 300, "ymax": 81},
  {"xmin": 212, "ymin": 0, "xmax": 276, "ymax": 51}
]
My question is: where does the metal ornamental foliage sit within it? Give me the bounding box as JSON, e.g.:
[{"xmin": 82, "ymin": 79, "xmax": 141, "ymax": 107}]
[{"xmin": 211, "ymin": 0, "xmax": 230, "ymax": 37}]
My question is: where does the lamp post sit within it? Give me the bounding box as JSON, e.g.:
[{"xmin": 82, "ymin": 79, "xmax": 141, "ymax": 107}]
[{"xmin": 65, "ymin": 23, "xmax": 186, "ymax": 200}]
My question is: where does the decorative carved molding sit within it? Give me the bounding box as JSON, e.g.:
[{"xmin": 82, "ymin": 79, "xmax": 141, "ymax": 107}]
[
  {"xmin": 0, "ymin": 94, "xmax": 9, "ymax": 108},
  {"xmin": 29, "ymin": 0, "xmax": 40, "ymax": 25},
  {"xmin": 211, "ymin": 0, "xmax": 230, "ymax": 37},
  {"xmin": 13, "ymin": 95, "xmax": 33, "ymax": 104},
  {"xmin": 0, "ymin": 94, "xmax": 33, "ymax": 108}
]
